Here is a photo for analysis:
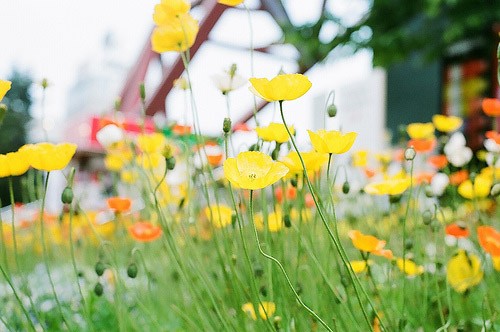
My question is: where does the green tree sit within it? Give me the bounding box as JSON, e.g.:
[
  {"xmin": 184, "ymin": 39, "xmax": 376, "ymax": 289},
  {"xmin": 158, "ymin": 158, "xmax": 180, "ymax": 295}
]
[{"xmin": 0, "ymin": 69, "xmax": 33, "ymax": 207}]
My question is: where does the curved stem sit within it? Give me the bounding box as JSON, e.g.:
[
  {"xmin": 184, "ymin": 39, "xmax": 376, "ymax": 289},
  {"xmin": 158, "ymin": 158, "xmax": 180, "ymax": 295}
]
[{"xmin": 249, "ymin": 190, "xmax": 334, "ymax": 332}]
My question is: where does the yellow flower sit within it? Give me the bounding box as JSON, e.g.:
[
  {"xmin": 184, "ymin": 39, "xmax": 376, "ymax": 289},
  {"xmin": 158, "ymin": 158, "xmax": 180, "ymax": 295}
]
[
  {"xmin": 457, "ymin": 173, "xmax": 492, "ymax": 199},
  {"xmin": 151, "ymin": 13, "xmax": 199, "ymax": 53},
  {"xmin": 136, "ymin": 153, "xmax": 165, "ymax": 170},
  {"xmin": 0, "ymin": 150, "xmax": 30, "ymax": 178},
  {"xmin": 350, "ymin": 260, "xmax": 372, "ymax": 274},
  {"xmin": 249, "ymin": 74, "xmax": 312, "ymax": 102},
  {"xmin": 348, "ymin": 230, "xmax": 386, "ymax": 253},
  {"xmin": 223, "ymin": 151, "xmax": 289, "ymax": 190},
  {"xmin": 137, "ymin": 133, "xmax": 166, "ymax": 153},
  {"xmin": 396, "ymin": 258, "xmax": 424, "ymax": 276},
  {"xmin": 204, "ymin": 204, "xmax": 233, "ymax": 229},
  {"xmin": 254, "ymin": 209, "xmax": 283, "ymax": 232},
  {"xmin": 19, "ymin": 142, "xmax": 77, "ymax": 171},
  {"xmin": 255, "ymin": 122, "xmax": 293, "ymax": 144},
  {"xmin": 0, "ymin": 80, "xmax": 12, "ymax": 101},
  {"xmin": 120, "ymin": 169, "xmax": 138, "ymax": 184},
  {"xmin": 364, "ymin": 175, "xmax": 411, "ymax": 196},
  {"xmin": 406, "ymin": 122, "xmax": 434, "ymax": 139},
  {"xmin": 218, "ymin": 0, "xmax": 244, "ymax": 6},
  {"xmin": 493, "ymin": 256, "xmax": 500, "ymax": 271},
  {"xmin": 446, "ymin": 250, "xmax": 483, "ymax": 293},
  {"xmin": 242, "ymin": 301, "xmax": 276, "ymax": 320},
  {"xmin": 280, "ymin": 151, "xmax": 328, "ymax": 175},
  {"xmin": 153, "ymin": 0, "xmax": 191, "ymax": 25},
  {"xmin": 432, "ymin": 114, "xmax": 463, "ymax": 133},
  {"xmin": 352, "ymin": 150, "xmax": 368, "ymax": 167},
  {"xmin": 307, "ymin": 130, "xmax": 357, "ymax": 154}
]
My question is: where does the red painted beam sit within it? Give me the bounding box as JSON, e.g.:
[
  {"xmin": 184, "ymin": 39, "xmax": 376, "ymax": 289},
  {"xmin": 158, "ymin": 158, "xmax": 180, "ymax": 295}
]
[{"xmin": 145, "ymin": 0, "xmax": 228, "ymax": 116}]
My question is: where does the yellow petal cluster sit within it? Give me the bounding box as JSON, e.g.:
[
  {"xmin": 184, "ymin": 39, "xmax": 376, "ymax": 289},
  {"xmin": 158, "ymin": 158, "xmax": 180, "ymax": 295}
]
[
  {"xmin": 242, "ymin": 301, "xmax": 276, "ymax": 320},
  {"xmin": 137, "ymin": 133, "xmax": 166, "ymax": 153},
  {"xmin": 280, "ymin": 151, "xmax": 328, "ymax": 175},
  {"xmin": 350, "ymin": 260, "xmax": 372, "ymax": 274},
  {"xmin": 396, "ymin": 258, "xmax": 424, "ymax": 276},
  {"xmin": 0, "ymin": 151, "xmax": 30, "ymax": 178},
  {"xmin": 19, "ymin": 142, "xmax": 77, "ymax": 171},
  {"xmin": 364, "ymin": 175, "xmax": 411, "ymax": 196},
  {"xmin": 348, "ymin": 230, "xmax": 386, "ymax": 253},
  {"xmin": 446, "ymin": 250, "xmax": 483, "ymax": 293},
  {"xmin": 432, "ymin": 114, "xmax": 463, "ymax": 133},
  {"xmin": 307, "ymin": 130, "xmax": 357, "ymax": 154},
  {"xmin": 254, "ymin": 208, "xmax": 283, "ymax": 232},
  {"xmin": 255, "ymin": 122, "xmax": 293, "ymax": 144},
  {"xmin": 218, "ymin": 0, "xmax": 244, "ymax": 6},
  {"xmin": 0, "ymin": 80, "xmax": 12, "ymax": 101},
  {"xmin": 204, "ymin": 204, "xmax": 233, "ymax": 229},
  {"xmin": 457, "ymin": 173, "xmax": 492, "ymax": 199},
  {"xmin": 406, "ymin": 122, "xmax": 434, "ymax": 139},
  {"xmin": 153, "ymin": 0, "xmax": 191, "ymax": 25},
  {"xmin": 223, "ymin": 151, "xmax": 289, "ymax": 190},
  {"xmin": 249, "ymin": 74, "xmax": 312, "ymax": 102}
]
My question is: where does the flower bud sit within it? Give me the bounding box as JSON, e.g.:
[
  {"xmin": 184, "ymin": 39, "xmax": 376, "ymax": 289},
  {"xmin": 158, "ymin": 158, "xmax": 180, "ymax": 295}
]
[
  {"xmin": 389, "ymin": 194, "xmax": 402, "ymax": 204},
  {"xmin": 166, "ymin": 157, "xmax": 176, "ymax": 170},
  {"xmin": 422, "ymin": 210, "xmax": 433, "ymax": 225},
  {"xmin": 95, "ymin": 261, "xmax": 106, "ymax": 276},
  {"xmin": 253, "ymin": 264, "xmax": 264, "ymax": 278},
  {"xmin": 162, "ymin": 145, "xmax": 173, "ymax": 160},
  {"xmin": 404, "ymin": 147, "xmax": 416, "ymax": 161},
  {"xmin": 271, "ymin": 147, "xmax": 279, "ymax": 160},
  {"xmin": 139, "ymin": 83, "xmax": 146, "ymax": 101},
  {"xmin": 114, "ymin": 97, "xmax": 122, "ymax": 111},
  {"xmin": 342, "ymin": 181, "xmax": 350, "ymax": 194},
  {"xmin": 283, "ymin": 214, "xmax": 291, "ymax": 228},
  {"xmin": 41, "ymin": 78, "xmax": 49, "ymax": 89},
  {"xmin": 327, "ymin": 104, "xmax": 337, "ymax": 117},
  {"xmin": 249, "ymin": 143, "xmax": 259, "ymax": 152},
  {"xmin": 94, "ymin": 282, "xmax": 104, "ymax": 296},
  {"xmin": 127, "ymin": 263, "xmax": 138, "ymax": 278},
  {"xmin": 61, "ymin": 187, "xmax": 74, "ymax": 204},
  {"xmin": 290, "ymin": 177, "xmax": 297, "ymax": 187},
  {"xmin": 223, "ymin": 117, "xmax": 231, "ymax": 134}
]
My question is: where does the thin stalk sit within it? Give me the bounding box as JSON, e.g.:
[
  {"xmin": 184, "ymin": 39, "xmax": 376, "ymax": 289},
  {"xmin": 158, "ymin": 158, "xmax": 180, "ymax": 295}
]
[
  {"xmin": 249, "ymin": 190, "xmax": 334, "ymax": 332},
  {"xmin": 0, "ymin": 198, "xmax": 8, "ymax": 273}
]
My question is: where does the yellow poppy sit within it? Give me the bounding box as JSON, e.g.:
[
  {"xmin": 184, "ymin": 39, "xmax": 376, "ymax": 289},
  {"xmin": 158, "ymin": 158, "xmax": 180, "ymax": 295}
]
[
  {"xmin": 137, "ymin": 133, "xmax": 166, "ymax": 153},
  {"xmin": 254, "ymin": 209, "xmax": 283, "ymax": 232},
  {"xmin": 493, "ymin": 256, "xmax": 500, "ymax": 271},
  {"xmin": 249, "ymin": 74, "xmax": 311, "ymax": 102},
  {"xmin": 242, "ymin": 301, "xmax": 276, "ymax": 320},
  {"xmin": 352, "ymin": 150, "xmax": 368, "ymax": 167},
  {"xmin": 432, "ymin": 114, "xmax": 463, "ymax": 133},
  {"xmin": 396, "ymin": 258, "xmax": 424, "ymax": 276},
  {"xmin": 255, "ymin": 122, "xmax": 294, "ymax": 143},
  {"xmin": 348, "ymin": 230, "xmax": 386, "ymax": 253},
  {"xmin": 350, "ymin": 260, "xmax": 372, "ymax": 274},
  {"xmin": 457, "ymin": 173, "xmax": 492, "ymax": 199},
  {"xmin": 223, "ymin": 151, "xmax": 289, "ymax": 190},
  {"xmin": 280, "ymin": 151, "xmax": 328, "ymax": 175},
  {"xmin": 151, "ymin": 13, "xmax": 199, "ymax": 53},
  {"xmin": 364, "ymin": 175, "xmax": 411, "ymax": 196},
  {"xmin": 19, "ymin": 142, "xmax": 77, "ymax": 171},
  {"xmin": 136, "ymin": 153, "xmax": 165, "ymax": 170},
  {"xmin": 0, "ymin": 150, "xmax": 30, "ymax": 178},
  {"xmin": 218, "ymin": 0, "xmax": 244, "ymax": 6},
  {"xmin": 446, "ymin": 250, "xmax": 483, "ymax": 293},
  {"xmin": 204, "ymin": 204, "xmax": 233, "ymax": 229},
  {"xmin": 406, "ymin": 122, "xmax": 434, "ymax": 139},
  {"xmin": 0, "ymin": 80, "xmax": 12, "ymax": 101},
  {"xmin": 153, "ymin": 0, "xmax": 191, "ymax": 25},
  {"xmin": 307, "ymin": 130, "xmax": 357, "ymax": 154}
]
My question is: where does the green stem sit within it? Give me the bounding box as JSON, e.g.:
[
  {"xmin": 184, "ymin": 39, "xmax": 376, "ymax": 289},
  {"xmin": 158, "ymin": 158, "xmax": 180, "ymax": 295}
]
[
  {"xmin": 249, "ymin": 190, "xmax": 334, "ymax": 332},
  {"xmin": 401, "ymin": 159, "xmax": 414, "ymax": 324}
]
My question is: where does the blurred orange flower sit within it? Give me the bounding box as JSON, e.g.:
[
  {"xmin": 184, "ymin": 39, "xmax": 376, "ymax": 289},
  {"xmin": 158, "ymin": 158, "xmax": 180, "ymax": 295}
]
[
  {"xmin": 449, "ymin": 170, "xmax": 468, "ymax": 185},
  {"xmin": 348, "ymin": 230, "xmax": 386, "ymax": 253},
  {"xmin": 445, "ymin": 223, "xmax": 469, "ymax": 238},
  {"xmin": 427, "ymin": 155, "xmax": 448, "ymax": 169},
  {"xmin": 477, "ymin": 226, "xmax": 500, "ymax": 256},
  {"xmin": 129, "ymin": 222, "xmax": 162, "ymax": 242},
  {"xmin": 408, "ymin": 138, "xmax": 436, "ymax": 153},
  {"xmin": 486, "ymin": 130, "xmax": 500, "ymax": 144},
  {"xmin": 482, "ymin": 98, "xmax": 500, "ymax": 117},
  {"xmin": 107, "ymin": 197, "xmax": 131, "ymax": 213}
]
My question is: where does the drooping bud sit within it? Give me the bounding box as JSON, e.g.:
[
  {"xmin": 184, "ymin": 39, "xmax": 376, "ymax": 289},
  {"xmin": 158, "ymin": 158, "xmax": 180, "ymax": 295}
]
[
  {"xmin": 404, "ymin": 147, "xmax": 416, "ymax": 161},
  {"xmin": 422, "ymin": 210, "xmax": 433, "ymax": 225},
  {"xmin": 61, "ymin": 187, "xmax": 74, "ymax": 204},
  {"xmin": 389, "ymin": 194, "xmax": 402, "ymax": 204},
  {"xmin": 166, "ymin": 157, "xmax": 176, "ymax": 170},
  {"xmin": 290, "ymin": 177, "xmax": 297, "ymax": 187},
  {"xmin": 95, "ymin": 261, "xmax": 106, "ymax": 277},
  {"xmin": 283, "ymin": 214, "xmax": 291, "ymax": 228},
  {"xmin": 94, "ymin": 282, "xmax": 104, "ymax": 296},
  {"xmin": 139, "ymin": 82, "xmax": 146, "ymax": 101},
  {"xmin": 342, "ymin": 181, "xmax": 350, "ymax": 194},
  {"xmin": 223, "ymin": 117, "xmax": 231, "ymax": 134},
  {"xmin": 127, "ymin": 263, "xmax": 138, "ymax": 279},
  {"xmin": 162, "ymin": 145, "xmax": 173, "ymax": 160},
  {"xmin": 327, "ymin": 104, "xmax": 337, "ymax": 117}
]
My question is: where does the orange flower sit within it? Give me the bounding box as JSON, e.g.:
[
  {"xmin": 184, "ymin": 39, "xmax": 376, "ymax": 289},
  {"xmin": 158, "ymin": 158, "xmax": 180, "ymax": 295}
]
[
  {"xmin": 364, "ymin": 168, "xmax": 376, "ymax": 178},
  {"xmin": 486, "ymin": 131, "xmax": 500, "ymax": 144},
  {"xmin": 427, "ymin": 155, "xmax": 448, "ymax": 169},
  {"xmin": 107, "ymin": 197, "xmax": 132, "ymax": 213},
  {"xmin": 445, "ymin": 223, "xmax": 469, "ymax": 238},
  {"xmin": 304, "ymin": 193, "xmax": 315, "ymax": 208},
  {"xmin": 449, "ymin": 170, "xmax": 468, "ymax": 186},
  {"xmin": 233, "ymin": 123, "xmax": 251, "ymax": 132},
  {"xmin": 129, "ymin": 222, "xmax": 162, "ymax": 242},
  {"xmin": 408, "ymin": 138, "xmax": 436, "ymax": 153},
  {"xmin": 415, "ymin": 172, "xmax": 434, "ymax": 185},
  {"xmin": 482, "ymin": 98, "xmax": 500, "ymax": 117},
  {"xmin": 373, "ymin": 248, "xmax": 393, "ymax": 259},
  {"xmin": 477, "ymin": 226, "xmax": 500, "ymax": 256},
  {"xmin": 203, "ymin": 142, "xmax": 223, "ymax": 166},
  {"xmin": 348, "ymin": 230, "xmax": 386, "ymax": 253},
  {"xmin": 172, "ymin": 124, "xmax": 192, "ymax": 135}
]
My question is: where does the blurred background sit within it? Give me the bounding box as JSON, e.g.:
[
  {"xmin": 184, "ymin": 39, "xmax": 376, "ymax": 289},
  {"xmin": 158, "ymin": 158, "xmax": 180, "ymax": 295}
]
[{"xmin": 0, "ymin": 0, "xmax": 499, "ymax": 208}]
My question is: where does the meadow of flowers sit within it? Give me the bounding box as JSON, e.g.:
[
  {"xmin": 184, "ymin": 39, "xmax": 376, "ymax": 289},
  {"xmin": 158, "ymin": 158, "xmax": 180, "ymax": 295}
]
[{"xmin": 0, "ymin": 0, "xmax": 499, "ymax": 331}]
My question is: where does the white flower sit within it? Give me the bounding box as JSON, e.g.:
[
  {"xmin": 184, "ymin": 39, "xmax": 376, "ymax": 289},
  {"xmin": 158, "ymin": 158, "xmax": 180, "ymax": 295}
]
[
  {"xmin": 96, "ymin": 124, "xmax": 124, "ymax": 148},
  {"xmin": 211, "ymin": 71, "xmax": 246, "ymax": 94},
  {"xmin": 430, "ymin": 172, "xmax": 449, "ymax": 196},
  {"xmin": 484, "ymin": 138, "xmax": 500, "ymax": 153},
  {"xmin": 444, "ymin": 132, "xmax": 472, "ymax": 167}
]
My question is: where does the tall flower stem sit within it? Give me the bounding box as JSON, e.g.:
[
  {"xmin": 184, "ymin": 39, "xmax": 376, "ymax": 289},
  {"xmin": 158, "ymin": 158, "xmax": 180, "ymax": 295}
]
[
  {"xmin": 249, "ymin": 190, "xmax": 334, "ymax": 332},
  {"xmin": 39, "ymin": 172, "xmax": 70, "ymax": 330},
  {"xmin": 279, "ymin": 101, "xmax": 379, "ymax": 331},
  {"xmin": 0, "ymin": 198, "xmax": 8, "ymax": 273}
]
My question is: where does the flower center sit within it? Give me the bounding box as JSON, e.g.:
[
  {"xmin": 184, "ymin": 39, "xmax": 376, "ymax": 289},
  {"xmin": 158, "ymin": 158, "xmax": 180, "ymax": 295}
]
[{"xmin": 248, "ymin": 173, "xmax": 257, "ymax": 180}]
